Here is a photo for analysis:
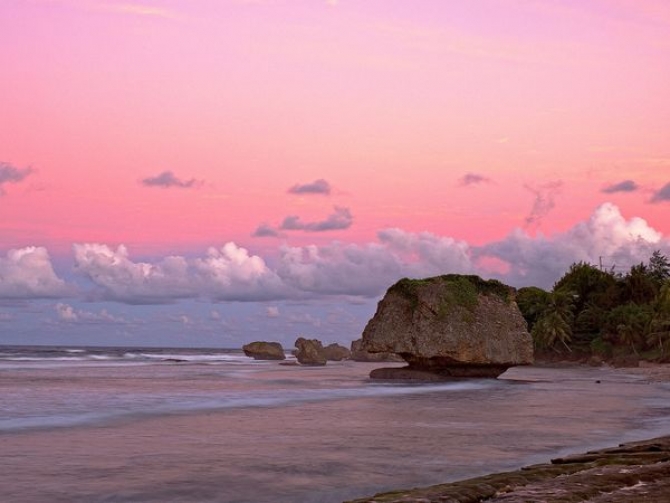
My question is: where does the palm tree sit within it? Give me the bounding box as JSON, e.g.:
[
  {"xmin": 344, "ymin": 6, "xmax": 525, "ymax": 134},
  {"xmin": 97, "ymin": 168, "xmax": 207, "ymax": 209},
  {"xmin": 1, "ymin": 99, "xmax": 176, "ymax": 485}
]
[
  {"xmin": 649, "ymin": 250, "xmax": 670, "ymax": 284},
  {"xmin": 647, "ymin": 283, "xmax": 670, "ymax": 357},
  {"xmin": 606, "ymin": 303, "xmax": 651, "ymax": 355},
  {"xmin": 516, "ymin": 286, "xmax": 551, "ymax": 331},
  {"xmin": 531, "ymin": 290, "xmax": 575, "ymax": 352},
  {"xmin": 532, "ymin": 311, "xmax": 573, "ymax": 352}
]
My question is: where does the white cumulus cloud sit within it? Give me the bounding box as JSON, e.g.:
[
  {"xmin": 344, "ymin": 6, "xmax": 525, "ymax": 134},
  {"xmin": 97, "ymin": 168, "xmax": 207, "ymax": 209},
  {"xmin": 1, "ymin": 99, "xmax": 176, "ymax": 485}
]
[
  {"xmin": 276, "ymin": 242, "xmax": 405, "ymax": 296},
  {"xmin": 73, "ymin": 243, "xmax": 194, "ymax": 303},
  {"xmin": 8, "ymin": 203, "xmax": 666, "ymax": 306},
  {"xmin": 0, "ymin": 247, "xmax": 72, "ymax": 299},
  {"xmin": 478, "ymin": 202, "xmax": 668, "ymax": 288},
  {"xmin": 56, "ymin": 303, "xmax": 79, "ymax": 321},
  {"xmin": 56, "ymin": 303, "xmax": 125, "ymax": 324},
  {"xmin": 73, "ymin": 242, "xmax": 286, "ymax": 303}
]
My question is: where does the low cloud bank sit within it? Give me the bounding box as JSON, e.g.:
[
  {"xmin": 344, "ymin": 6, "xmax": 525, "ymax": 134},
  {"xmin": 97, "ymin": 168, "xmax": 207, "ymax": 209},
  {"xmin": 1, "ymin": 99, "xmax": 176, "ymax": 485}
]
[{"xmin": 1, "ymin": 203, "xmax": 668, "ymax": 303}]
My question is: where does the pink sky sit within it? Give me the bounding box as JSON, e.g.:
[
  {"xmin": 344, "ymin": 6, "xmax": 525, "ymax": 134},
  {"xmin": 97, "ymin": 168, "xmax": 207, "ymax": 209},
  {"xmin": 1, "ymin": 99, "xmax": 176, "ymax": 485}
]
[{"xmin": 1, "ymin": 0, "xmax": 669, "ymax": 346}]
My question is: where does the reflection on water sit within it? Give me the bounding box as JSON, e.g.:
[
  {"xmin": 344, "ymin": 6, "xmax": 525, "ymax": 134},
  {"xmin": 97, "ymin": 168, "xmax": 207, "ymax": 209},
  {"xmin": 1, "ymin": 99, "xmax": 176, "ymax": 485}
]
[{"xmin": 1, "ymin": 358, "xmax": 669, "ymax": 503}]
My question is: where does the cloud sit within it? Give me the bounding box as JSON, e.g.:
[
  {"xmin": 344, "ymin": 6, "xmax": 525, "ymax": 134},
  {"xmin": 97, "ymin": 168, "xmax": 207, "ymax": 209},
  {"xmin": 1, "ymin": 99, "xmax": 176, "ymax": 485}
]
[
  {"xmin": 56, "ymin": 303, "xmax": 78, "ymax": 321},
  {"xmin": 523, "ymin": 181, "xmax": 563, "ymax": 229},
  {"xmin": 459, "ymin": 172, "xmax": 490, "ymax": 186},
  {"xmin": 266, "ymin": 306, "xmax": 280, "ymax": 317},
  {"xmin": 602, "ymin": 180, "xmax": 639, "ymax": 194},
  {"xmin": 252, "ymin": 223, "xmax": 281, "ymax": 238},
  {"xmin": 277, "ymin": 242, "xmax": 404, "ymax": 296},
  {"xmin": 7, "ymin": 204, "xmax": 668, "ymax": 305},
  {"xmin": 0, "ymin": 247, "xmax": 72, "ymax": 299},
  {"xmin": 276, "ymin": 231, "xmax": 472, "ymax": 297},
  {"xmin": 0, "ymin": 162, "xmax": 34, "ymax": 194},
  {"xmin": 141, "ymin": 171, "xmax": 199, "ymax": 189},
  {"xmin": 286, "ymin": 312, "xmax": 322, "ymax": 327},
  {"xmin": 280, "ymin": 206, "xmax": 353, "ymax": 232},
  {"xmin": 73, "ymin": 242, "xmax": 287, "ymax": 303},
  {"xmin": 288, "ymin": 179, "xmax": 332, "ymax": 195},
  {"xmin": 651, "ymin": 182, "xmax": 670, "ymax": 203},
  {"xmin": 478, "ymin": 202, "xmax": 668, "ymax": 288},
  {"xmin": 56, "ymin": 303, "xmax": 125, "ymax": 323}
]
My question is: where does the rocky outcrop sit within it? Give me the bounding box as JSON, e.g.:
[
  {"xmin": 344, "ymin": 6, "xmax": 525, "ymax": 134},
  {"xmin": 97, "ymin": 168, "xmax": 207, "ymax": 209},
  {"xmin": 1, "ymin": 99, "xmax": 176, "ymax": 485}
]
[
  {"xmin": 350, "ymin": 339, "xmax": 404, "ymax": 362},
  {"xmin": 322, "ymin": 343, "xmax": 351, "ymax": 361},
  {"xmin": 346, "ymin": 436, "xmax": 670, "ymax": 503},
  {"xmin": 293, "ymin": 337, "xmax": 327, "ymax": 366},
  {"xmin": 361, "ymin": 275, "xmax": 533, "ymax": 379},
  {"xmin": 242, "ymin": 341, "xmax": 286, "ymax": 360}
]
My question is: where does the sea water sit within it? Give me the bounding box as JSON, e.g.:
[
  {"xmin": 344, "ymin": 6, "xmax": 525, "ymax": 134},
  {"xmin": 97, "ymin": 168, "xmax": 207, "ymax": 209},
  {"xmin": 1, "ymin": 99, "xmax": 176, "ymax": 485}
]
[{"xmin": 1, "ymin": 345, "xmax": 669, "ymax": 503}]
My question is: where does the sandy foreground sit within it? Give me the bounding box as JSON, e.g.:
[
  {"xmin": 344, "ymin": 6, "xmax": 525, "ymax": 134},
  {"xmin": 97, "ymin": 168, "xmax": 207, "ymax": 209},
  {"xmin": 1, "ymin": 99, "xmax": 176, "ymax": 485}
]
[{"xmin": 344, "ymin": 363, "xmax": 670, "ymax": 503}]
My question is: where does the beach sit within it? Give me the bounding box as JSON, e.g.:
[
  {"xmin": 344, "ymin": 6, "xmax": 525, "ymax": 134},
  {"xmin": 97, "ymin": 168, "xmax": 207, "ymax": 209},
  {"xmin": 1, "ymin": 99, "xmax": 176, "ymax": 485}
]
[{"xmin": 1, "ymin": 347, "xmax": 670, "ymax": 503}]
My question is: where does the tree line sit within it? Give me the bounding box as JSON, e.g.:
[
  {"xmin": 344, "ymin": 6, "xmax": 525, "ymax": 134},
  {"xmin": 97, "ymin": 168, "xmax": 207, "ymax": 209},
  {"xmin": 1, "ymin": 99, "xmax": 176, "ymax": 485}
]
[{"xmin": 516, "ymin": 251, "xmax": 670, "ymax": 361}]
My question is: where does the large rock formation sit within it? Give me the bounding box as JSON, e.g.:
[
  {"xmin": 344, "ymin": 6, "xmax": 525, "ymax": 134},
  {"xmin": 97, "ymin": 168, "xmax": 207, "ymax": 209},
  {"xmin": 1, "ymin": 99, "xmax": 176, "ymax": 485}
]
[
  {"xmin": 350, "ymin": 339, "xmax": 404, "ymax": 363},
  {"xmin": 361, "ymin": 275, "xmax": 533, "ymax": 379},
  {"xmin": 293, "ymin": 337, "xmax": 327, "ymax": 366},
  {"xmin": 322, "ymin": 343, "xmax": 351, "ymax": 361},
  {"xmin": 242, "ymin": 341, "xmax": 286, "ymax": 361}
]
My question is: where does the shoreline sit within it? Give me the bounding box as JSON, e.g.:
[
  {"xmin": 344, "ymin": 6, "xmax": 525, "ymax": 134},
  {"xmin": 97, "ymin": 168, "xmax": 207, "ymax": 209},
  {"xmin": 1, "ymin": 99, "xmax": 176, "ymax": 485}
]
[
  {"xmin": 344, "ymin": 363, "xmax": 670, "ymax": 503},
  {"xmin": 344, "ymin": 435, "xmax": 670, "ymax": 503}
]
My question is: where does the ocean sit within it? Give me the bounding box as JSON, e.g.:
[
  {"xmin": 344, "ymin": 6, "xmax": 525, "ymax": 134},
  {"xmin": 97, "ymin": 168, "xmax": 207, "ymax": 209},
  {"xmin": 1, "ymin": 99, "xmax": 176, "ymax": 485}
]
[{"xmin": 1, "ymin": 345, "xmax": 670, "ymax": 503}]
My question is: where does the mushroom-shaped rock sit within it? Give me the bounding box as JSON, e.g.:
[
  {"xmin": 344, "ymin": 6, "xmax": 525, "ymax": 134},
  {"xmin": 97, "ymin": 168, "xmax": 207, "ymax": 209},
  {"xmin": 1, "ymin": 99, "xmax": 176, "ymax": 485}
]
[
  {"xmin": 361, "ymin": 275, "xmax": 533, "ymax": 379},
  {"xmin": 242, "ymin": 341, "xmax": 286, "ymax": 361},
  {"xmin": 294, "ymin": 337, "xmax": 327, "ymax": 366},
  {"xmin": 322, "ymin": 343, "xmax": 351, "ymax": 361}
]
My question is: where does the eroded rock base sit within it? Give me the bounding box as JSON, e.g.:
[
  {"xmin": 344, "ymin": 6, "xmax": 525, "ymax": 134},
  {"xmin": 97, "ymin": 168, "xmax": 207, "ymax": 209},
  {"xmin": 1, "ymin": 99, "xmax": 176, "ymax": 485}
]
[{"xmin": 370, "ymin": 364, "xmax": 510, "ymax": 380}]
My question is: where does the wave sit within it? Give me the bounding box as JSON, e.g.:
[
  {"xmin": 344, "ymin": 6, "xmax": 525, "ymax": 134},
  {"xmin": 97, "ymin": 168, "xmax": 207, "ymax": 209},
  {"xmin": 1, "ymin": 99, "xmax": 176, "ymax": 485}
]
[
  {"xmin": 130, "ymin": 352, "xmax": 254, "ymax": 363},
  {"xmin": 0, "ymin": 380, "xmax": 494, "ymax": 433},
  {"xmin": 0, "ymin": 346, "xmax": 256, "ymax": 368}
]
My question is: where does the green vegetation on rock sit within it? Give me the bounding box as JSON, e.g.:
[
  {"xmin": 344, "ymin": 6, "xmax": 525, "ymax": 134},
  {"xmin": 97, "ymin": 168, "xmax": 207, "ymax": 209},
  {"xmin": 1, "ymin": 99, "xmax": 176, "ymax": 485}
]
[{"xmin": 389, "ymin": 274, "xmax": 512, "ymax": 316}]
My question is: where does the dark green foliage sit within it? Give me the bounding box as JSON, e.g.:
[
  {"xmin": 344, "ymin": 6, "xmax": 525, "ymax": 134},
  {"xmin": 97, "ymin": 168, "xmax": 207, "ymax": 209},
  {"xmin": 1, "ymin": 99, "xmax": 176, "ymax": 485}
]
[
  {"xmin": 647, "ymin": 283, "xmax": 670, "ymax": 356},
  {"xmin": 517, "ymin": 286, "xmax": 552, "ymax": 330},
  {"xmin": 620, "ymin": 263, "xmax": 659, "ymax": 304},
  {"xmin": 589, "ymin": 337, "xmax": 613, "ymax": 358},
  {"xmin": 517, "ymin": 250, "xmax": 670, "ymax": 359},
  {"xmin": 529, "ymin": 290, "xmax": 575, "ymax": 352},
  {"xmin": 602, "ymin": 303, "xmax": 653, "ymax": 355},
  {"xmin": 553, "ymin": 262, "xmax": 618, "ymax": 313},
  {"xmin": 649, "ymin": 250, "xmax": 670, "ymax": 284}
]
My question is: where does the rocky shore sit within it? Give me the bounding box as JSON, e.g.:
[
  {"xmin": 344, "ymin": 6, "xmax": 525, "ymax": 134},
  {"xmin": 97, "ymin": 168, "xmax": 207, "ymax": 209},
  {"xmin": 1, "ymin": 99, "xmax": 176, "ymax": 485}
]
[
  {"xmin": 345, "ymin": 435, "xmax": 670, "ymax": 503},
  {"xmin": 345, "ymin": 364, "xmax": 670, "ymax": 503}
]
